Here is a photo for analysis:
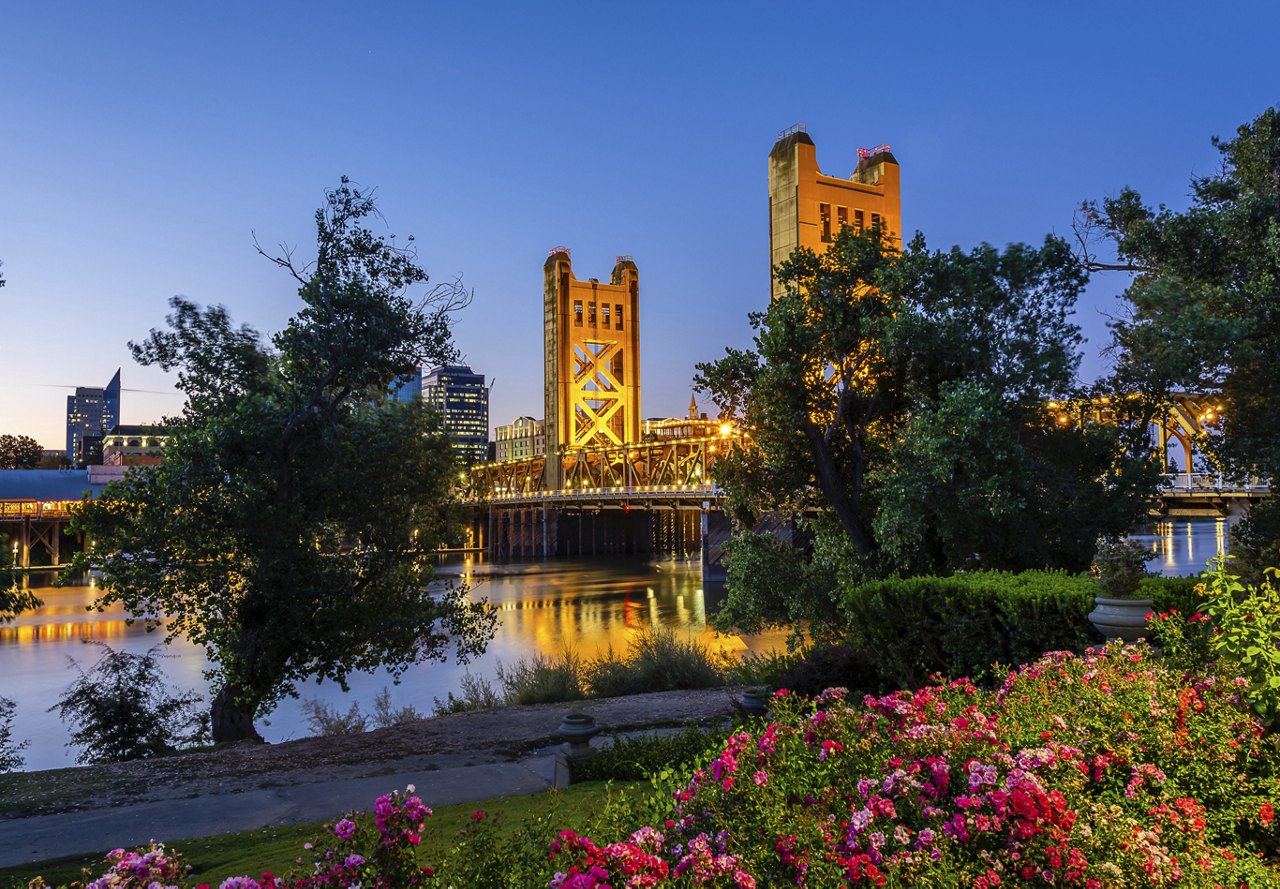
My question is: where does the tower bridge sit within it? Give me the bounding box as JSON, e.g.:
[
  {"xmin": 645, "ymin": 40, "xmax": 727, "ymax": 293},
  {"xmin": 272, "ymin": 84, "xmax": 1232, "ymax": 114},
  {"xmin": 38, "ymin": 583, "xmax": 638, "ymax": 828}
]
[{"xmin": 469, "ymin": 129, "xmax": 1270, "ymax": 570}]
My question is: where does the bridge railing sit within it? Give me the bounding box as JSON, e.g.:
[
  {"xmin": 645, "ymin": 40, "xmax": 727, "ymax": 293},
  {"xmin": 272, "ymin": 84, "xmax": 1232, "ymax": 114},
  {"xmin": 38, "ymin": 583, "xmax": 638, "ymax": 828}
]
[
  {"xmin": 1158, "ymin": 473, "xmax": 1271, "ymax": 494},
  {"xmin": 485, "ymin": 483, "xmax": 721, "ymax": 504}
]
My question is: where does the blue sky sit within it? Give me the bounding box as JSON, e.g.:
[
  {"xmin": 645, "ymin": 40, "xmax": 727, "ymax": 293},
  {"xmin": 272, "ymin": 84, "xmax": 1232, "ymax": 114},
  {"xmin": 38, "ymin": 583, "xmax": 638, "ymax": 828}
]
[{"xmin": 2, "ymin": 2, "xmax": 1277, "ymax": 448}]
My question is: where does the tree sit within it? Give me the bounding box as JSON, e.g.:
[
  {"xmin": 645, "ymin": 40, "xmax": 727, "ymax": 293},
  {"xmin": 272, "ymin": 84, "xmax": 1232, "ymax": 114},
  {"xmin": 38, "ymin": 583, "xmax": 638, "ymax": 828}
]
[
  {"xmin": 0, "ymin": 695, "xmax": 26, "ymax": 772},
  {"xmin": 70, "ymin": 179, "xmax": 497, "ymax": 742},
  {"xmin": 50, "ymin": 644, "xmax": 208, "ymax": 764},
  {"xmin": 696, "ymin": 226, "xmax": 1157, "ymax": 633},
  {"xmin": 0, "ymin": 434, "xmax": 43, "ymax": 469},
  {"xmin": 1085, "ymin": 106, "xmax": 1280, "ymax": 580}
]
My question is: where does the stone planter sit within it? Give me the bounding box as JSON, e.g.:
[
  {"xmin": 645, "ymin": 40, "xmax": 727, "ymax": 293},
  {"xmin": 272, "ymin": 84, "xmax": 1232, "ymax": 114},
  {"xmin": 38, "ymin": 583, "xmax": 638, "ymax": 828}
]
[
  {"xmin": 740, "ymin": 686, "xmax": 770, "ymax": 716},
  {"xmin": 1087, "ymin": 597, "xmax": 1155, "ymax": 642}
]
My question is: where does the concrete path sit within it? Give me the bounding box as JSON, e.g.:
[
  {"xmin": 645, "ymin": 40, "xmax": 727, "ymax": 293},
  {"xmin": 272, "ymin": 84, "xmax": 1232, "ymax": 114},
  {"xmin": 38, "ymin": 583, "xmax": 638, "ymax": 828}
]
[
  {"xmin": 0, "ymin": 754, "xmax": 560, "ymax": 868},
  {"xmin": 0, "ymin": 687, "xmax": 742, "ymax": 869}
]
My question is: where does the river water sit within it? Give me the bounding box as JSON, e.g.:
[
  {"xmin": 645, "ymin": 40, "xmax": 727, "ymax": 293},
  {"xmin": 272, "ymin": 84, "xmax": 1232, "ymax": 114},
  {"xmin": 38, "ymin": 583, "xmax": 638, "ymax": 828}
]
[{"xmin": 0, "ymin": 518, "xmax": 1232, "ymax": 772}]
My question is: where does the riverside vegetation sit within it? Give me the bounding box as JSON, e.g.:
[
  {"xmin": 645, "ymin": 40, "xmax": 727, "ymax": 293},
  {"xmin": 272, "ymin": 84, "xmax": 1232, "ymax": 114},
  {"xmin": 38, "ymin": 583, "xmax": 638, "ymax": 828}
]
[{"xmin": 8, "ymin": 560, "xmax": 1280, "ymax": 886}]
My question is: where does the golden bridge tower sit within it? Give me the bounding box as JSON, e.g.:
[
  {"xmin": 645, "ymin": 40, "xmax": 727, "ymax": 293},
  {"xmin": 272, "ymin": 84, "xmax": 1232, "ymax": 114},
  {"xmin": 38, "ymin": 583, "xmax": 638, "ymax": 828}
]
[
  {"xmin": 768, "ymin": 124, "xmax": 901, "ymax": 299},
  {"xmin": 543, "ymin": 249, "xmax": 641, "ymax": 488}
]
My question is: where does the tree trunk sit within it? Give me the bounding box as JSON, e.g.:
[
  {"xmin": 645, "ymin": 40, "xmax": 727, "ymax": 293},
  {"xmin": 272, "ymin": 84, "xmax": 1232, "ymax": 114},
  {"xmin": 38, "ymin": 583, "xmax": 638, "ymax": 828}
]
[{"xmin": 211, "ymin": 682, "xmax": 264, "ymax": 744}]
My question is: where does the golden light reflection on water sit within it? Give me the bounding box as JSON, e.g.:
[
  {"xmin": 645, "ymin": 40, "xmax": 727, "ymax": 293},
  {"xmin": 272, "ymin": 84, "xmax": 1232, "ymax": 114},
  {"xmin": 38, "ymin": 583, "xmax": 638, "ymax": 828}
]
[{"xmin": 1138, "ymin": 518, "xmax": 1230, "ymax": 575}]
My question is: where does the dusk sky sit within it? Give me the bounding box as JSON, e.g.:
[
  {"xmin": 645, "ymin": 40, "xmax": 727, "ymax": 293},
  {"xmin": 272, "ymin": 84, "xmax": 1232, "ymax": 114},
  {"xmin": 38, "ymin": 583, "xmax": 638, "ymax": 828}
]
[{"xmin": 2, "ymin": 3, "xmax": 1277, "ymax": 449}]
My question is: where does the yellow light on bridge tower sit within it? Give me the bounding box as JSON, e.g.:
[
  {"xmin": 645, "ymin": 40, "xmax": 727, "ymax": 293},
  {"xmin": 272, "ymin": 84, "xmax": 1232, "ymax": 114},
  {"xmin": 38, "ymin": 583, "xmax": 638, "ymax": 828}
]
[
  {"xmin": 543, "ymin": 249, "xmax": 642, "ymax": 490},
  {"xmin": 767, "ymin": 124, "xmax": 902, "ymax": 300}
]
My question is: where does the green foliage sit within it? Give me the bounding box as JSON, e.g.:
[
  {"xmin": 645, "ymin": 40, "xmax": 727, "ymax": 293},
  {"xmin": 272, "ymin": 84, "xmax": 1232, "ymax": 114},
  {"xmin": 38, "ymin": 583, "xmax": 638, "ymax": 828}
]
[
  {"xmin": 1198, "ymin": 558, "xmax": 1280, "ymax": 724},
  {"xmin": 772, "ymin": 643, "xmax": 882, "ymax": 698},
  {"xmin": 299, "ymin": 687, "xmax": 424, "ymax": 736},
  {"xmin": 726, "ymin": 648, "xmax": 805, "ymax": 688},
  {"xmin": 0, "ymin": 434, "xmax": 43, "ymax": 469},
  {"xmin": 575, "ymin": 724, "xmax": 728, "ymax": 783},
  {"xmin": 583, "ymin": 630, "xmax": 728, "ymax": 698},
  {"xmin": 697, "ymin": 226, "xmax": 1157, "ymax": 627},
  {"xmin": 496, "ymin": 652, "xmax": 586, "ymax": 705},
  {"xmin": 1097, "ymin": 106, "xmax": 1280, "ymax": 482},
  {"xmin": 67, "ymin": 180, "xmax": 495, "ymax": 742},
  {"xmin": 0, "ymin": 696, "xmax": 26, "ymax": 773},
  {"xmin": 714, "ymin": 527, "xmax": 841, "ymax": 639},
  {"xmin": 0, "ymin": 545, "xmax": 42, "ymax": 623},
  {"xmin": 1091, "ymin": 537, "xmax": 1156, "ymax": 598},
  {"xmin": 842, "ymin": 571, "xmax": 1100, "ymax": 688},
  {"xmin": 49, "ymin": 644, "xmax": 208, "ymax": 764},
  {"xmin": 1229, "ymin": 496, "xmax": 1280, "ymax": 587},
  {"xmin": 432, "ymin": 671, "xmax": 502, "ymax": 715}
]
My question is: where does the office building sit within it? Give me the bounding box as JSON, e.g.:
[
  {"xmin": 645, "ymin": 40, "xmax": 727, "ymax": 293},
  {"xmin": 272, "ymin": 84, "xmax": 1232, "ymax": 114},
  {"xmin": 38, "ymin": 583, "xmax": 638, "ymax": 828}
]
[
  {"xmin": 422, "ymin": 365, "xmax": 489, "ymax": 465},
  {"xmin": 494, "ymin": 416, "xmax": 545, "ymax": 462},
  {"xmin": 65, "ymin": 369, "xmax": 121, "ymax": 467}
]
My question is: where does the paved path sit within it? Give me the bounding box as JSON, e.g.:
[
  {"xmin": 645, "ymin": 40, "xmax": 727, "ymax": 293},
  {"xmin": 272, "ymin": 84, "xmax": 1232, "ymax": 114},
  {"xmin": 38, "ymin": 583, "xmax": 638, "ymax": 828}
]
[
  {"xmin": 0, "ymin": 754, "xmax": 560, "ymax": 868},
  {"xmin": 0, "ymin": 688, "xmax": 742, "ymax": 869}
]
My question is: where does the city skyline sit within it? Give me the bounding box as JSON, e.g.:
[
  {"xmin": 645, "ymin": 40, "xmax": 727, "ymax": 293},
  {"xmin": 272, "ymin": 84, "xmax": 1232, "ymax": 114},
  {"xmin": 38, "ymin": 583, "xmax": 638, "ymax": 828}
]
[{"xmin": 3, "ymin": 3, "xmax": 1278, "ymax": 448}]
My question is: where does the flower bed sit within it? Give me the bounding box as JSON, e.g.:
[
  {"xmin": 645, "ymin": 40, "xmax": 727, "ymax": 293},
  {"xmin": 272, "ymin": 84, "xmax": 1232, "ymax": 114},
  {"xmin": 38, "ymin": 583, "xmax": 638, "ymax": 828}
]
[{"xmin": 33, "ymin": 645, "xmax": 1280, "ymax": 887}]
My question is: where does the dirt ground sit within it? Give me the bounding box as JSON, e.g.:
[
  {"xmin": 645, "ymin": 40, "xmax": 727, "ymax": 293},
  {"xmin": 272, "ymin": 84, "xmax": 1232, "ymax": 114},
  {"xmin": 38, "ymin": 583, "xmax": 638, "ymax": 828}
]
[{"xmin": 0, "ymin": 688, "xmax": 743, "ymax": 819}]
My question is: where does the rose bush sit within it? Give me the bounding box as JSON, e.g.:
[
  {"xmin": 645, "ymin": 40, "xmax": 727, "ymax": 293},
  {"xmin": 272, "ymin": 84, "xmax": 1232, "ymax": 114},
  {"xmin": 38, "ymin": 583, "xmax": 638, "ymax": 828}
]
[{"xmin": 37, "ymin": 646, "xmax": 1280, "ymax": 887}]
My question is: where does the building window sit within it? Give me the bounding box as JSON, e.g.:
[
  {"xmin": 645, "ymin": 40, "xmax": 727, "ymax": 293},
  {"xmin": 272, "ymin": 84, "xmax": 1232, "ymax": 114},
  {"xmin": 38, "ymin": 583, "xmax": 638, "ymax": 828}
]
[
  {"xmin": 588, "ymin": 301, "xmax": 596, "ymax": 326},
  {"xmin": 615, "ymin": 303, "xmax": 623, "ymax": 330},
  {"xmin": 871, "ymin": 213, "xmax": 882, "ymax": 232},
  {"xmin": 836, "ymin": 206, "xmax": 848, "ymax": 233},
  {"xmin": 854, "ymin": 210, "xmax": 865, "ymax": 233},
  {"xmin": 820, "ymin": 203, "xmax": 832, "ymax": 242},
  {"xmin": 574, "ymin": 300, "xmax": 583, "ymax": 327}
]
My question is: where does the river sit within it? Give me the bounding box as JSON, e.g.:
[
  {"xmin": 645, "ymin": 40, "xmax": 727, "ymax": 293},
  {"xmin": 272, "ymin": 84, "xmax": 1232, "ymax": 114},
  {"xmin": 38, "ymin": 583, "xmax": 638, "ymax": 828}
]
[{"xmin": 0, "ymin": 518, "xmax": 1232, "ymax": 772}]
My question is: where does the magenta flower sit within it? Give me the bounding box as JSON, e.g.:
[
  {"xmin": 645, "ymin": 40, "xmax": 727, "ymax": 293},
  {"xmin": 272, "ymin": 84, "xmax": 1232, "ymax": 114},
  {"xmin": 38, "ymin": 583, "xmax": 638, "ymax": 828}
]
[{"xmin": 334, "ymin": 818, "xmax": 356, "ymax": 840}]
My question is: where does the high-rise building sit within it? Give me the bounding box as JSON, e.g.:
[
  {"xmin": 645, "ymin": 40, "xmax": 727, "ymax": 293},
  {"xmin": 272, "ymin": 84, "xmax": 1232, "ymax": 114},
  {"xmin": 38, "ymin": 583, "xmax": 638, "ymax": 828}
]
[
  {"xmin": 767, "ymin": 125, "xmax": 901, "ymax": 299},
  {"xmin": 422, "ymin": 365, "xmax": 489, "ymax": 465},
  {"xmin": 390, "ymin": 365, "xmax": 423, "ymax": 403},
  {"xmin": 65, "ymin": 369, "xmax": 121, "ymax": 467}
]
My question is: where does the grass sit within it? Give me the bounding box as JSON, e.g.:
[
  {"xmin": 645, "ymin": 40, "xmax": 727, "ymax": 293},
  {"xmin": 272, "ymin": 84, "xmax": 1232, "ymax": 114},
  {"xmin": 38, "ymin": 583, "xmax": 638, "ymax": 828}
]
[{"xmin": 0, "ymin": 781, "xmax": 638, "ymax": 889}]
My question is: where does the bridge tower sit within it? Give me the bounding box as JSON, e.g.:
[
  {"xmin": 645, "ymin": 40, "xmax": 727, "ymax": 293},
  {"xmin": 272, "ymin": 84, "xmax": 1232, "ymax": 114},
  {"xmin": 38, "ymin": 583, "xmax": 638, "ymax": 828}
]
[
  {"xmin": 767, "ymin": 124, "xmax": 901, "ymax": 299},
  {"xmin": 543, "ymin": 249, "xmax": 641, "ymax": 489}
]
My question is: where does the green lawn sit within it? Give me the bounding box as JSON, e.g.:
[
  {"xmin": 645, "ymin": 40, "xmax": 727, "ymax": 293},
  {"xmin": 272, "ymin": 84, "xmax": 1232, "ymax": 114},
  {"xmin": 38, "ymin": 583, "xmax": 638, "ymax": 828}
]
[{"xmin": 0, "ymin": 781, "xmax": 635, "ymax": 888}]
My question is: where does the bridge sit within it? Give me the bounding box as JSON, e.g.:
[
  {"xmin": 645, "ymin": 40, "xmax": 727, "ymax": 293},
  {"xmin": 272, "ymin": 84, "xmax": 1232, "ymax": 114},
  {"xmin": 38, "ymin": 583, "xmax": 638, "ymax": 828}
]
[{"xmin": 0, "ymin": 470, "xmax": 105, "ymax": 571}]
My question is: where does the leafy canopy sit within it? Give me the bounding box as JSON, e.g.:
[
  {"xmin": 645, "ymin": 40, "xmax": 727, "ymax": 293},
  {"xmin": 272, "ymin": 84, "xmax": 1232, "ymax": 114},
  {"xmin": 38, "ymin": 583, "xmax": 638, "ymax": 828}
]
[
  {"xmin": 696, "ymin": 226, "xmax": 1157, "ymax": 633},
  {"xmin": 71, "ymin": 179, "xmax": 496, "ymax": 741},
  {"xmin": 0, "ymin": 434, "xmax": 43, "ymax": 469},
  {"xmin": 1087, "ymin": 106, "xmax": 1280, "ymax": 581}
]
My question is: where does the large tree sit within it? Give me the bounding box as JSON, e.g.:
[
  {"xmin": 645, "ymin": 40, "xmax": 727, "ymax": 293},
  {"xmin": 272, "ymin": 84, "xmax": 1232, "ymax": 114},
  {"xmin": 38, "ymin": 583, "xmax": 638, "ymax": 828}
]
[
  {"xmin": 696, "ymin": 227, "xmax": 1157, "ymax": 633},
  {"xmin": 1084, "ymin": 106, "xmax": 1280, "ymax": 579},
  {"xmin": 71, "ymin": 180, "xmax": 496, "ymax": 742},
  {"xmin": 0, "ymin": 434, "xmax": 43, "ymax": 469}
]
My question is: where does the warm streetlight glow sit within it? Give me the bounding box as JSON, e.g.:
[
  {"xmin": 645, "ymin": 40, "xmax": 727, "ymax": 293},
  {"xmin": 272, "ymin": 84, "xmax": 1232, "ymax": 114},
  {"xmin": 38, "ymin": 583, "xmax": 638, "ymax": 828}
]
[
  {"xmin": 1057, "ymin": 414, "xmax": 1070, "ymax": 425},
  {"xmin": 718, "ymin": 423, "xmax": 732, "ymax": 436}
]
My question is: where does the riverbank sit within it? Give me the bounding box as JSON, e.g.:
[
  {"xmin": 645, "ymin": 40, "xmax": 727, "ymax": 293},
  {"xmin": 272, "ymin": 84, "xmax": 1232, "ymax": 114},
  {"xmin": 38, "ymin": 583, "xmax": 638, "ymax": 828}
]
[{"xmin": 0, "ymin": 687, "xmax": 741, "ymax": 867}]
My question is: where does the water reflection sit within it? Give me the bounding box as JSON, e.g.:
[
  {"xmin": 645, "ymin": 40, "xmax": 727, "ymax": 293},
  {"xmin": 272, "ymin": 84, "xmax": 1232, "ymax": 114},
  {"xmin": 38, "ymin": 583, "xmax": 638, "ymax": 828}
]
[
  {"xmin": 1128, "ymin": 517, "xmax": 1231, "ymax": 576},
  {"xmin": 0, "ymin": 521, "xmax": 1231, "ymax": 772}
]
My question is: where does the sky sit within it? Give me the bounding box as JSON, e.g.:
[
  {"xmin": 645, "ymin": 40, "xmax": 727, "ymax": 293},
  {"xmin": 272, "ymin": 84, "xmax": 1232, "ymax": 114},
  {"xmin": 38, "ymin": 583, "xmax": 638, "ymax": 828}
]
[{"xmin": 2, "ymin": 2, "xmax": 1277, "ymax": 450}]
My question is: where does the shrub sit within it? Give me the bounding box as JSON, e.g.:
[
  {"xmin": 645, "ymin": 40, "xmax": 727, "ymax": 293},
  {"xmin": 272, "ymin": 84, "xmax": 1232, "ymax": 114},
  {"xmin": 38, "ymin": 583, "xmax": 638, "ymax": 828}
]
[
  {"xmin": 497, "ymin": 651, "xmax": 585, "ymax": 705},
  {"xmin": 727, "ymin": 648, "xmax": 804, "ymax": 688},
  {"xmin": 556, "ymin": 645, "xmax": 1280, "ymax": 885},
  {"xmin": 433, "ymin": 671, "xmax": 502, "ymax": 715},
  {"xmin": 1091, "ymin": 537, "xmax": 1155, "ymax": 597},
  {"xmin": 0, "ymin": 695, "xmax": 27, "ymax": 772},
  {"xmin": 49, "ymin": 643, "xmax": 208, "ymax": 764},
  {"xmin": 773, "ymin": 644, "xmax": 881, "ymax": 699},
  {"xmin": 842, "ymin": 570, "xmax": 1098, "ymax": 687},
  {"xmin": 583, "ymin": 630, "xmax": 727, "ymax": 698},
  {"xmin": 575, "ymin": 724, "xmax": 729, "ymax": 783},
  {"xmin": 301, "ymin": 688, "xmax": 425, "ymax": 736},
  {"xmin": 300, "ymin": 699, "xmax": 368, "ymax": 735}
]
